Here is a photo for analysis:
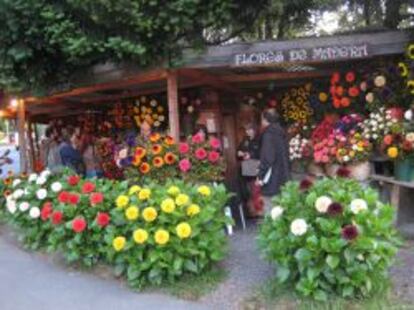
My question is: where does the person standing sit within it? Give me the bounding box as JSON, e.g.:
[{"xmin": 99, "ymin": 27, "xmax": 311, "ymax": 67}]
[
  {"xmin": 80, "ymin": 133, "xmax": 103, "ymax": 178},
  {"xmin": 256, "ymin": 109, "xmax": 290, "ymax": 213},
  {"xmin": 60, "ymin": 127, "xmax": 85, "ymax": 175}
]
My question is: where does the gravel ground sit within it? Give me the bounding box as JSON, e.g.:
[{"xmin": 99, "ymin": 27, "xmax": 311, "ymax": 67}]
[
  {"xmin": 200, "ymin": 222, "xmax": 273, "ymax": 310},
  {"xmin": 390, "ymin": 241, "xmax": 414, "ymax": 304}
]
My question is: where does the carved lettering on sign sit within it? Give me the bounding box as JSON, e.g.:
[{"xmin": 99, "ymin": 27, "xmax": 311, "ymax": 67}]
[{"xmin": 234, "ymin": 44, "xmax": 369, "ymax": 66}]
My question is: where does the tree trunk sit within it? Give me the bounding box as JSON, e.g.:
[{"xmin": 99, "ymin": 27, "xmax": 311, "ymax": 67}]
[
  {"xmin": 363, "ymin": 0, "xmax": 371, "ymax": 26},
  {"xmin": 384, "ymin": 0, "xmax": 403, "ymax": 29},
  {"xmin": 264, "ymin": 15, "xmax": 273, "ymax": 39},
  {"xmin": 277, "ymin": 13, "xmax": 288, "ymax": 39}
]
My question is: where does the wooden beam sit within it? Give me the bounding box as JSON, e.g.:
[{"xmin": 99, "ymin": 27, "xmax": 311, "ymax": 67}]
[
  {"xmin": 167, "ymin": 70, "xmax": 180, "ymax": 142},
  {"xmin": 17, "ymin": 99, "xmax": 27, "ymax": 173},
  {"xmin": 25, "ymin": 69, "xmax": 168, "ymax": 104},
  {"xmin": 220, "ymin": 70, "xmax": 332, "ymax": 83},
  {"xmin": 28, "ymin": 120, "xmax": 36, "ymax": 172}
]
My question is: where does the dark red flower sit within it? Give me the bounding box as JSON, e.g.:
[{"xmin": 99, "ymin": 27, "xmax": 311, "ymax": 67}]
[
  {"xmin": 67, "ymin": 175, "xmax": 80, "ymax": 186},
  {"xmin": 51, "ymin": 211, "xmax": 63, "ymax": 225},
  {"xmin": 402, "ymin": 140, "xmax": 413, "ymax": 152},
  {"xmin": 299, "ymin": 179, "xmax": 313, "ymax": 191},
  {"xmin": 96, "ymin": 212, "xmax": 110, "ymax": 228},
  {"xmin": 82, "ymin": 181, "xmax": 96, "ymax": 194},
  {"xmin": 327, "ymin": 202, "xmax": 343, "ymax": 216},
  {"xmin": 90, "ymin": 192, "xmax": 104, "ymax": 205},
  {"xmin": 69, "ymin": 193, "xmax": 80, "ymax": 205},
  {"xmin": 337, "ymin": 167, "xmax": 351, "ymax": 178},
  {"xmin": 58, "ymin": 191, "xmax": 70, "ymax": 204},
  {"xmin": 40, "ymin": 202, "xmax": 53, "ymax": 221},
  {"xmin": 72, "ymin": 217, "xmax": 87, "ymax": 233},
  {"xmin": 342, "ymin": 225, "xmax": 359, "ymax": 241}
]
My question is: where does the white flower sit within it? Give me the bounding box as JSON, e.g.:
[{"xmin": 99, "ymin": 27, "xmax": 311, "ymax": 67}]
[
  {"xmin": 118, "ymin": 148, "xmax": 128, "ymax": 160},
  {"xmin": 28, "ymin": 173, "xmax": 38, "ymax": 182},
  {"xmin": 19, "ymin": 202, "xmax": 30, "ymax": 212},
  {"xmin": 36, "ymin": 189, "xmax": 48, "ymax": 200},
  {"xmin": 366, "ymin": 134, "xmax": 371, "ymax": 139},
  {"xmin": 406, "ymin": 133, "xmax": 414, "ymax": 143},
  {"xmin": 350, "ymin": 198, "xmax": 368, "ymax": 214},
  {"xmin": 159, "ymin": 115, "xmax": 165, "ymax": 122},
  {"xmin": 360, "ymin": 81, "xmax": 367, "ymax": 91},
  {"xmin": 315, "ymin": 196, "xmax": 332, "ymax": 213},
  {"xmin": 12, "ymin": 179, "xmax": 21, "ymax": 187},
  {"xmin": 344, "ymin": 155, "xmax": 350, "ymax": 162},
  {"xmin": 374, "ymin": 75, "xmax": 386, "ymax": 87},
  {"xmin": 29, "ymin": 207, "xmax": 40, "ymax": 219},
  {"xmin": 6, "ymin": 200, "xmax": 16, "ymax": 214},
  {"xmin": 150, "ymin": 99, "xmax": 157, "ymax": 107},
  {"xmin": 405, "ymin": 110, "xmax": 413, "ymax": 121},
  {"xmin": 270, "ymin": 206, "xmax": 284, "ymax": 220},
  {"xmin": 40, "ymin": 169, "xmax": 51, "ymax": 179},
  {"xmin": 290, "ymin": 219, "xmax": 308, "ymax": 236},
  {"xmin": 365, "ymin": 92, "xmax": 374, "ymax": 103},
  {"xmin": 12, "ymin": 189, "xmax": 24, "ymax": 200},
  {"xmin": 36, "ymin": 176, "xmax": 47, "ymax": 185},
  {"xmin": 372, "ymin": 134, "xmax": 378, "ymax": 140},
  {"xmin": 187, "ymin": 105, "xmax": 194, "ymax": 113},
  {"xmin": 51, "ymin": 182, "xmax": 63, "ymax": 193}
]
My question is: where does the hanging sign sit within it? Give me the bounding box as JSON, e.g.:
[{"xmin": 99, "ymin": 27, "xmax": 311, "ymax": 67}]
[{"xmin": 234, "ymin": 43, "xmax": 369, "ymax": 66}]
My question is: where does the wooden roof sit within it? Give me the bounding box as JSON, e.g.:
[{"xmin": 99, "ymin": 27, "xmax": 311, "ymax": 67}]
[{"xmin": 22, "ymin": 29, "xmax": 413, "ymax": 120}]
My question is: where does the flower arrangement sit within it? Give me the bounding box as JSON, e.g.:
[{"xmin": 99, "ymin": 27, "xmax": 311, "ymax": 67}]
[
  {"xmin": 329, "ymin": 71, "xmax": 361, "ymax": 109},
  {"xmin": 281, "ymin": 84, "xmax": 313, "ymax": 123},
  {"xmin": 359, "ymin": 107, "xmax": 399, "ymax": 143},
  {"xmin": 334, "ymin": 131, "xmax": 372, "ymax": 164},
  {"xmin": 96, "ymin": 138, "xmax": 124, "ymax": 179},
  {"xmin": 289, "ymin": 134, "xmax": 311, "ymax": 162},
  {"xmin": 258, "ymin": 178, "xmax": 399, "ymax": 300},
  {"xmin": 105, "ymin": 181, "xmax": 230, "ymax": 288},
  {"xmin": 132, "ymin": 96, "xmax": 167, "ymax": 129}
]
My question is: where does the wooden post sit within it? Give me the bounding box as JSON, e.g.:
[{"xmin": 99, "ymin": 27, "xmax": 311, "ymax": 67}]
[
  {"xmin": 28, "ymin": 120, "xmax": 36, "ymax": 172},
  {"xmin": 17, "ymin": 99, "xmax": 27, "ymax": 173},
  {"xmin": 167, "ymin": 70, "xmax": 180, "ymax": 141}
]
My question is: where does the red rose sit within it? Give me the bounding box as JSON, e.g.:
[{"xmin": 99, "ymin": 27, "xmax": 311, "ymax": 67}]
[
  {"xmin": 208, "ymin": 151, "xmax": 220, "ymax": 163},
  {"xmin": 41, "ymin": 202, "xmax": 53, "ymax": 221},
  {"xmin": 58, "ymin": 191, "xmax": 70, "ymax": 204},
  {"xmin": 90, "ymin": 192, "xmax": 104, "ymax": 205},
  {"xmin": 67, "ymin": 175, "xmax": 80, "ymax": 186},
  {"xmin": 96, "ymin": 212, "xmax": 110, "ymax": 228},
  {"xmin": 51, "ymin": 211, "xmax": 63, "ymax": 225},
  {"xmin": 82, "ymin": 181, "xmax": 96, "ymax": 194},
  {"xmin": 72, "ymin": 217, "xmax": 87, "ymax": 233},
  {"xmin": 195, "ymin": 148, "xmax": 207, "ymax": 160},
  {"xmin": 69, "ymin": 193, "xmax": 80, "ymax": 205}
]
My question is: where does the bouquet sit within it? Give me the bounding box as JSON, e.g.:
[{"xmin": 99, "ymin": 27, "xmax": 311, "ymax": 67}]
[
  {"xmin": 360, "ymin": 107, "xmax": 399, "ymax": 143},
  {"xmin": 289, "ymin": 134, "xmax": 311, "ymax": 162}
]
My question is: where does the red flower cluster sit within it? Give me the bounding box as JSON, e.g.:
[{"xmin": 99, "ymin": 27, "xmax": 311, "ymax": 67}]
[
  {"xmin": 330, "ymin": 71, "xmax": 360, "ymax": 109},
  {"xmin": 67, "ymin": 175, "xmax": 80, "ymax": 186},
  {"xmin": 41, "ymin": 202, "xmax": 53, "ymax": 221}
]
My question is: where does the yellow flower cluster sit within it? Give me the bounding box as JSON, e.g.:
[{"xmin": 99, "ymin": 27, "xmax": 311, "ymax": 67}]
[
  {"xmin": 133, "ymin": 96, "xmax": 166, "ymax": 128},
  {"xmin": 281, "ymin": 83, "xmax": 313, "ymax": 123},
  {"xmin": 111, "ymin": 185, "xmax": 212, "ymax": 251}
]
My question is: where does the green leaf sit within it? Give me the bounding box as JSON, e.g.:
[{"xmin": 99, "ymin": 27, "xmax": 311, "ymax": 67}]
[
  {"xmin": 295, "ymin": 248, "xmax": 312, "ymax": 263},
  {"xmin": 326, "ymin": 255, "xmax": 340, "ymax": 269},
  {"xmin": 314, "ymin": 289, "xmax": 328, "ymax": 302},
  {"xmin": 184, "ymin": 259, "xmax": 198, "ymax": 273},
  {"xmin": 114, "ymin": 264, "xmax": 125, "ymax": 277},
  {"xmin": 277, "ymin": 266, "xmax": 290, "ymax": 283}
]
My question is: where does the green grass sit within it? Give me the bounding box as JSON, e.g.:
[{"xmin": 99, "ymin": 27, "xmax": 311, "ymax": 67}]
[
  {"xmin": 242, "ymin": 278, "xmax": 413, "ymax": 310},
  {"xmin": 150, "ymin": 266, "xmax": 227, "ymax": 301}
]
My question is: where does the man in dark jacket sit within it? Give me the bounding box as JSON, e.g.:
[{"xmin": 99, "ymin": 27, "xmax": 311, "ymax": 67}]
[{"xmin": 256, "ymin": 109, "xmax": 290, "ymax": 213}]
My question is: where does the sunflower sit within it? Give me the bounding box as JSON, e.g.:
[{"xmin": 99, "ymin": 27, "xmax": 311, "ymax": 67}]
[
  {"xmin": 150, "ymin": 133, "xmax": 161, "ymax": 142},
  {"xmin": 407, "ymin": 44, "xmax": 414, "ymax": 60},
  {"xmin": 140, "ymin": 162, "xmax": 151, "ymax": 174},
  {"xmin": 398, "ymin": 62, "xmax": 408, "ymax": 77},
  {"xmin": 164, "ymin": 152, "xmax": 176, "ymax": 165},
  {"xmin": 151, "ymin": 144, "xmax": 163, "ymax": 155},
  {"xmin": 153, "ymin": 156, "xmax": 164, "ymax": 168},
  {"xmin": 408, "ymin": 80, "xmax": 414, "ymax": 95}
]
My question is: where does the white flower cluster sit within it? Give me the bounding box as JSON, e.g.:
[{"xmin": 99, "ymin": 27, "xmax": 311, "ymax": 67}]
[
  {"xmin": 360, "ymin": 108, "xmax": 397, "ymax": 141},
  {"xmin": 289, "ymin": 134, "xmax": 309, "ymax": 161}
]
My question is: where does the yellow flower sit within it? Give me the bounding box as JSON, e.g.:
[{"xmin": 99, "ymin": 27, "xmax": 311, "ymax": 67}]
[
  {"xmin": 116, "ymin": 195, "xmax": 129, "ymax": 209},
  {"xmin": 112, "ymin": 236, "xmax": 126, "ymax": 252},
  {"xmin": 387, "ymin": 147, "xmax": 399, "ymax": 159},
  {"xmin": 319, "ymin": 92, "xmax": 328, "ymax": 103},
  {"xmin": 133, "ymin": 229, "xmax": 148, "ymax": 244},
  {"xmin": 399, "ymin": 62, "xmax": 408, "ymax": 77},
  {"xmin": 176, "ymin": 222, "xmax": 192, "ymax": 239},
  {"xmin": 187, "ymin": 204, "xmax": 200, "ymax": 217},
  {"xmin": 167, "ymin": 186, "xmax": 180, "ymax": 197},
  {"xmin": 407, "ymin": 44, "xmax": 414, "ymax": 60},
  {"xmin": 129, "ymin": 185, "xmax": 141, "ymax": 195},
  {"xmin": 198, "ymin": 185, "xmax": 211, "ymax": 197},
  {"xmin": 154, "ymin": 229, "xmax": 170, "ymax": 245},
  {"xmin": 176, "ymin": 194, "xmax": 190, "ymax": 207},
  {"xmin": 408, "ymin": 80, "xmax": 414, "ymax": 95},
  {"xmin": 138, "ymin": 188, "xmax": 151, "ymax": 200},
  {"xmin": 161, "ymin": 198, "xmax": 176, "ymax": 213},
  {"xmin": 125, "ymin": 206, "xmax": 139, "ymax": 221},
  {"xmin": 142, "ymin": 207, "xmax": 158, "ymax": 222}
]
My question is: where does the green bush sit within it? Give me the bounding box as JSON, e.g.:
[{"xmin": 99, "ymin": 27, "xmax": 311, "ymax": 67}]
[{"xmin": 258, "ymin": 178, "xmax": 400, "ymax": 301}]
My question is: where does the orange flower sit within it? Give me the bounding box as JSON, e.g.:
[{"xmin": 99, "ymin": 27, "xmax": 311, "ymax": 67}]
[
  {"xmin": 340, "ymin": 97, "xmax": 350, "ymax": 107},
  {"xmin": 383, "ymin": 135, "xmax": 393, "ymax": 145},
  {"xmin": 164, "ymin": 136, "xmax": 175, "ymax": 146},
  {"xmin": 153, "ymin": 156, "xmax": 164, "ymax": 168},
  {"xmin": 3, "ymin": 177, "xmax": 12, "ymax": 186},
  {"xmin": 135, "ymin": 147, "xmax": 146, "ymax": 159},
  {"xmin": 333, "ymin": 98, "xmax": 341, "ymax": 109},
  {"xmin": 152, "ymin": 144, "xmax": 163, "ymax": 155},
  {"xmin": 348, "ymin": 86, "xmax": 360, "ymax": 97},
  {"xmin": 132, "ymin": 156, "xmax": 141, "ymax": 167},
  {"xmin": 140, "ymin": 162, "xmax": 151, "ymax": 174},
  {"xmin": 4, "ymin": 189, "xmax": 11, "ymax": 197},
  {"xmin": 336, "ymin": 86, "xmax": 344, "ymax": 96},
  {"xmin": 164, "ymin": 152, "xmax": 176, "ymax": 165},
  {"xmin": 150, "ymin": 133, "xmax": 161, "ymax": 142}
]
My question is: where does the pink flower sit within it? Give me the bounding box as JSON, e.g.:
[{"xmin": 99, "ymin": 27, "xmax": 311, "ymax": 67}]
[
  {"xmin": 208, "ymin": 151, "xmax": 220, "ymax": 163},
  {"xmin": 179, "ymin": 159, "xmax": 192, "ymax": 172},
  {"xmin": 195, "ymin": 148, "xmax": 207, "ymax": 160},
  {"xmin": 179, "ymin": 143, "xmax": 190, "ymax": 154},
  {"xmin": 322, "ymin": 155, "xmax": 329, "ymax": 163},
  {"xmin": 210, "ymin": 138, "xmax": 221, "ymax": 149},
  {"xmin": 192, "ymin": 133, "xmax": 204, "ymax": 144}
]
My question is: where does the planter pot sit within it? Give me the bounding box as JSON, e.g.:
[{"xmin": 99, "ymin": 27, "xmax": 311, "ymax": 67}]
[
  {"xmin": 348, "ymin": 161, "xmax": 371, "ymax": 181},
  {"xmin": 394, "ymin": 159, "xmax": 414, "ymax": 182},
  {"xmin": 325, "ymin": 164, "xmax": 340, "ymax": 178},
  {"xmin": 307, "ymin": 162, "xmax": 325, "ymax": 177}
]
